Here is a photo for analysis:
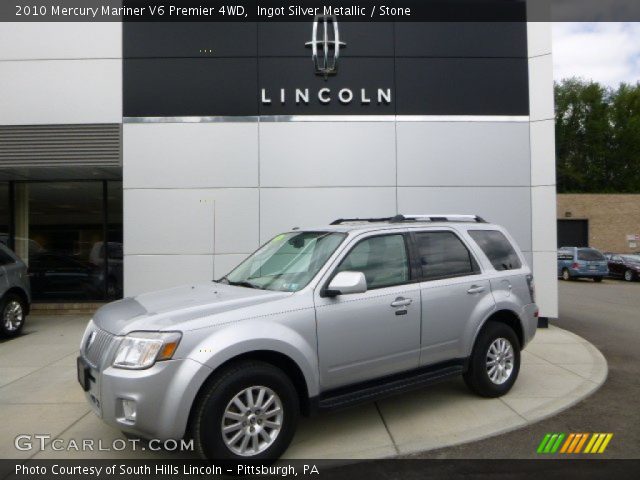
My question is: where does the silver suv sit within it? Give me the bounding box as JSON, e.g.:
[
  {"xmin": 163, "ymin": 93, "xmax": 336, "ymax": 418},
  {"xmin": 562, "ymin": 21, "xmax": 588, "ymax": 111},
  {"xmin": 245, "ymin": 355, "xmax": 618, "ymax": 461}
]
[
  {"xmin": 0, "ymin": 243, "xmax": 31, "ymax": 338},
  {"xmin": 78, "ymin": 214, "xmax": 538, "ymax": 460}
]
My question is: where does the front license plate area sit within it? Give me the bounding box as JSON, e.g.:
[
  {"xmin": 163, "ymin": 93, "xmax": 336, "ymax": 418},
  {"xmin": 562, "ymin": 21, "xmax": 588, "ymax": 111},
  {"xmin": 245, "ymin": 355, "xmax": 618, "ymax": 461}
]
[{"xmin": 77, "ymin": 356, "xmax": 93, "ymax": 392}]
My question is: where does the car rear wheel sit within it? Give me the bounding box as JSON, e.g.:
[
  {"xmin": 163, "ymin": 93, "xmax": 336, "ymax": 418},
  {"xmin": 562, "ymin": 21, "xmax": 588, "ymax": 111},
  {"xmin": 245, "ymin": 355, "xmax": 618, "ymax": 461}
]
[
  {"xmin": 561, "ymin": 268, "xmax": 571, "ymax": 281},
  {"xmin": 191, "ymin": 360, "xmax": 299, "ymax": 461},
  {"xmin": 624, "ymin": 270, "xmax": 635, "ymax": 282},
  {"xmin": 593, "ymin": 277, "xmax": 603, "ymax": 283},
  {"xmin": 0, "ymin": 293, "xmax": 26, "ymax": 338},
  {"xmin": 463, "ymin": 321, "xmax": 521, "ymax": 398}
]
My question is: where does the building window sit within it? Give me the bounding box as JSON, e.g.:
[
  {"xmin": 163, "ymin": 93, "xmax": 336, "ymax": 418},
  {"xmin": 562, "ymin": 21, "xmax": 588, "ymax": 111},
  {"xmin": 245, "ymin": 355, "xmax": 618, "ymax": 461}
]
[{"xmin": 7, "ymin": 181, "xmax": 123, "ymax": 302}]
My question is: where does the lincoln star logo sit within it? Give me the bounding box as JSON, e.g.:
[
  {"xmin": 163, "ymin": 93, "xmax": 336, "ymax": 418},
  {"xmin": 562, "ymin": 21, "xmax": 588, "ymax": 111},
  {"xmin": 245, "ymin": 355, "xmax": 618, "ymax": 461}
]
[
  {"xmin": 305, "ymin": 15, "xmax": 345, "ymax": 79},
  {"xmin": 86, "ymin": 331, "xmax": 97, "ymax": 351}
]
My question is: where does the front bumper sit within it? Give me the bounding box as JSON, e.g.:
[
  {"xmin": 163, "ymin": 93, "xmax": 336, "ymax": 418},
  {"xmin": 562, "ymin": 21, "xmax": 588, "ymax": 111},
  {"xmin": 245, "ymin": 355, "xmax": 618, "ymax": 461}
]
[{"xmin": 81, "ymin": 357, "xmax": 212, "ymax": 439}]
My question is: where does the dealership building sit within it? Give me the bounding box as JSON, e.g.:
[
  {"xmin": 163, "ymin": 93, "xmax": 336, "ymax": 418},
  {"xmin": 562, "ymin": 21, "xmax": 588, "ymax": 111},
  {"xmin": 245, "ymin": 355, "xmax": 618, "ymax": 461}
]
[{"xmin": 0, "ymin": 17, "xmax": 558, "ymax": 318}]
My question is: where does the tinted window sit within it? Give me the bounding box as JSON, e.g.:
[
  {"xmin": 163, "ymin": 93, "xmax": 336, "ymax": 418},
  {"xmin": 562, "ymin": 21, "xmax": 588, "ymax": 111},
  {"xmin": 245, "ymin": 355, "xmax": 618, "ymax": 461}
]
[
  {"xmin": 0, "ymin": 247, "xmax": 15, "ymax": 266},
  {"xmin": 577, "ymin": 249, "xmax": 605, "ymax": 261},
  {"xmin": 558, "ymin": 250, "xmax": 573, "ymax": 260},
  {"xmin": 336, "ymin": 235, "xmax": 409, "ymax": 289},
  {"xmin": 469, "ymin": 230, "xmax": 522, "ymax": 271},
  {"xmin": 414, "ymin": 231, "xmax": 478, "ymax": 280}
]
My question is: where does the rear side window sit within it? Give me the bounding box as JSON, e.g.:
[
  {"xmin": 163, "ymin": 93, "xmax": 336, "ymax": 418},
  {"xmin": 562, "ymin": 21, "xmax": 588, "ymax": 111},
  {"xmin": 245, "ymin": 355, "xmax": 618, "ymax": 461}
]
[
  {"xmin": 578, "ymin": 249, "xmax": 605, "ymax": 261},
  {"xmin": 414, "ymin": 231, "xmax": 479, "ymax": 281},
  {"xmin": 469, "ymin": 230, "xmax": 522, "ymax": 271}
]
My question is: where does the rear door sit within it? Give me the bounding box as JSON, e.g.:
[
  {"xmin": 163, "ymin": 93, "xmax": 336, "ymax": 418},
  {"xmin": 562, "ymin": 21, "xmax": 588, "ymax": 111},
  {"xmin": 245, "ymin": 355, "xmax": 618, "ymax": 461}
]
[
  {"xmin": 609, "ymin": 255, "xmax": 624, "ymax": 277},
  {"xmin": 411, "ymin": 229, "xmax": 494, "ymax": 366}
]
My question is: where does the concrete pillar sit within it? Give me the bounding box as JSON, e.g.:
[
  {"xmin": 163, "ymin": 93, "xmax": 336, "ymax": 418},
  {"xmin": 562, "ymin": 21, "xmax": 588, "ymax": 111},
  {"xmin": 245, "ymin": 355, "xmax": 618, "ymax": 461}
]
[{"xmin": 14, "ymin": 183, "xmax": 29, "ymax": 266}]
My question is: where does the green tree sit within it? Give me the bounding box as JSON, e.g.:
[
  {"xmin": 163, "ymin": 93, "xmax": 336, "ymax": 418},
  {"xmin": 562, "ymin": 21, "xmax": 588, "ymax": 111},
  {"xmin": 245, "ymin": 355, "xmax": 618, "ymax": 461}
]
[{"xmin": 555, "ymin": 79, "xmax": 640, "ymax": 193}]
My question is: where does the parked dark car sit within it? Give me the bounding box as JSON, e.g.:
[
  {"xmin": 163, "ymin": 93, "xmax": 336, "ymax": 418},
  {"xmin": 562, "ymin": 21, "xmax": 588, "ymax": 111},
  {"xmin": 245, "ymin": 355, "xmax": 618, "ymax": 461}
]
[
  {"xmin": 557, "ymin": 247, "xmax": 609, "ymax": 282},
  {"xmin": 0, "ymin": 244, "xmax": 31, "ymax": 337},
  {"xmin": 29, "ymin": 252, "xmax": 103, "ymax": 300},
  {"xmin": 606, "ymin": 254, "xmax": 640, "ymax": 282}
]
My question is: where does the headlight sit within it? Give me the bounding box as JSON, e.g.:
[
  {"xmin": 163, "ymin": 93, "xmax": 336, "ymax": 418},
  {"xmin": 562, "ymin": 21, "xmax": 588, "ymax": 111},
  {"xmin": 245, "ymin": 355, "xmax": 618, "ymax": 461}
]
[{"xmin": 113, "ymin": 332, "xmax": 182, "ymax": 370}]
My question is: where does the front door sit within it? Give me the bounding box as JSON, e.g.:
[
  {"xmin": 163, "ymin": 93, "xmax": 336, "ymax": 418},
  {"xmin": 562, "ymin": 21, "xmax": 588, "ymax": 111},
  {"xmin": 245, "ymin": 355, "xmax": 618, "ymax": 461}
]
[{"xmin": 315, "ymin": 233, "xmax": 421, "ymax": 390}]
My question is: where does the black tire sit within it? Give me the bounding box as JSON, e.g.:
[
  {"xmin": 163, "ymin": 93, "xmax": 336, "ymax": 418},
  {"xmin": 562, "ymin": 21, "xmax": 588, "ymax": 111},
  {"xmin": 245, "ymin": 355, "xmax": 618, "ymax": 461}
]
[
  {"xmin": 624, "ymin": 270, "xmax": 635, "ymax": 282},
  {"xmin": 0, "ymin": 293, "xmax": 27, "ymax": 338},
  {"xmin": 191, "ymin": 360, "xmax": 299, "ymax": 462},
  {"xmin": 463, "ymin": 321, "xmax": 521, "ymax": 398},
  {"xmin": 561, "ymin": 268, "xmax": 571, "ymax": 281},
  {"xmin": 593, "ymin": 277, "xmax": 603, "ymax": 283}
]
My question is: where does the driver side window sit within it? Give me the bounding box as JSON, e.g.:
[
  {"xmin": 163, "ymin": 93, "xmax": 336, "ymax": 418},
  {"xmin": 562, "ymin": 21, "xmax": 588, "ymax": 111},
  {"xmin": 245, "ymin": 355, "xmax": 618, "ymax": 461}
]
[{"xmin": 336, "ymin": 234, "xmax": 409, "ymax": 289}]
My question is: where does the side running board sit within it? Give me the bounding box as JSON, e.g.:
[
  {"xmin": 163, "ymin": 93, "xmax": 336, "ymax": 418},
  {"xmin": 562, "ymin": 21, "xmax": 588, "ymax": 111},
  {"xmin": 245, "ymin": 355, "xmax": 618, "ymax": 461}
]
[{"xmin": 316, "ymin": 362, "xmax": 465, "ymax": 412}]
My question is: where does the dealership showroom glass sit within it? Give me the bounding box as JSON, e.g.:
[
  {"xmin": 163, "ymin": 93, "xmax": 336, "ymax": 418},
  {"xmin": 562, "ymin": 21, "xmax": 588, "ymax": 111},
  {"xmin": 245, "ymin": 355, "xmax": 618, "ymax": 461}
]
[{"xmin": 0, "ymin": 1, "xmax": 639, "ymax": 479}]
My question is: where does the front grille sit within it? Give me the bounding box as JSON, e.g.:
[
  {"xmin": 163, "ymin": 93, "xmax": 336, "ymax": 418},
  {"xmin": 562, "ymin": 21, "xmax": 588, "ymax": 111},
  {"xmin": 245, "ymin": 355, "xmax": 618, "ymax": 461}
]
[{"xmin": 83, "ymin": 327, "xmax": 117, "ymax": 369}]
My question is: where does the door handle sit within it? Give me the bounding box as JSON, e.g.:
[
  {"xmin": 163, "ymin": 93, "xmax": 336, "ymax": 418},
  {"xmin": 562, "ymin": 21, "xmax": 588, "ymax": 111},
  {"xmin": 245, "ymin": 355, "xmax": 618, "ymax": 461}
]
[
  {"xmin": 467, "ymin": 285, "xmax": 485, "ymax": 294},
  {"xmin": 391, "ymin": 297, "xmax": 412, "ymax": 308}
]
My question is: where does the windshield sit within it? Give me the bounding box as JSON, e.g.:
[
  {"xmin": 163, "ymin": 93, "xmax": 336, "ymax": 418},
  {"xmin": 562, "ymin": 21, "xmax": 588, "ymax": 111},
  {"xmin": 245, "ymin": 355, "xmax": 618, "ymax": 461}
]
[{"xmin": 222, "ymin": 231, "xmax": 346, "ymax": 292}]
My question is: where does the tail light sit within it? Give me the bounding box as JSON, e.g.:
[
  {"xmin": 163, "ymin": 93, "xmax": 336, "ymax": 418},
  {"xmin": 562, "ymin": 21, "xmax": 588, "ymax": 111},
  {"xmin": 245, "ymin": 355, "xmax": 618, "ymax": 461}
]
[
  {"xmin": 526, "ymin": 274, "xmax": 536, "ymax": 303},
  {"xmin": 571, "ymin": 262, "xmax": 580, "ymax": 269}
]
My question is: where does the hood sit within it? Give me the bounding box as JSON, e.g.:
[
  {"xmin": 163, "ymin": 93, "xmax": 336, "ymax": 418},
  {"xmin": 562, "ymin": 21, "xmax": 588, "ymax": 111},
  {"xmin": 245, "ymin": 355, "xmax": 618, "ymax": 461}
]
[{"xmin": 93, "ymin": 283, "xmax": 291, "ymax": 335}]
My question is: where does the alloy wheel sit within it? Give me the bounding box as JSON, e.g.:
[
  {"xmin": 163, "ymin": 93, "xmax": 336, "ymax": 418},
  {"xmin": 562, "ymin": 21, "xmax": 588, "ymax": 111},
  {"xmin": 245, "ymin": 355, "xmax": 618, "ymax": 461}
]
[
  {"xmin": 624, "ymin": 270, "xmax": 634, "ymax": 282},
  {"xmin": 221, "ymin": 385, "xmax": 283, "ymax": 456},
  {"xmin": 486, "ymin": 337, "xmax": 515, "ymax": 385},
  {"xmin": 3, "ymin": 300, "xmax": 24, "ymax": 332}
]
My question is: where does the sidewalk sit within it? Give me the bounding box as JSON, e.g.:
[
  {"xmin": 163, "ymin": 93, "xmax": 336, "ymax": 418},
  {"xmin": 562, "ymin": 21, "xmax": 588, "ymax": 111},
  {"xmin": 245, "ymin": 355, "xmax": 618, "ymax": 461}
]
[{"xmin": 0, "ymin": 315, "xmax": 607, "ymax": 459}]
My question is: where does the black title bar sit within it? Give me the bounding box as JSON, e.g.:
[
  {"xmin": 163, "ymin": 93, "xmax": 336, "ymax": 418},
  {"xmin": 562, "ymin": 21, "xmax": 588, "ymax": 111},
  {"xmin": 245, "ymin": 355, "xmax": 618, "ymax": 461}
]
[{"xmin": 3, "ymin": 0, "xmax": 640, "ymax": 22}]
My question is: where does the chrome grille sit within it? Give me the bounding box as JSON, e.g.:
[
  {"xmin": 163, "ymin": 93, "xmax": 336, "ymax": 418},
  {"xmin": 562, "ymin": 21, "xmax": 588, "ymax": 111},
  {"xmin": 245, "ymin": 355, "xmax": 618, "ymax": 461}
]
[{"xmin": 83, "ymin": 327, "xmax": 117, "ymax": 369}]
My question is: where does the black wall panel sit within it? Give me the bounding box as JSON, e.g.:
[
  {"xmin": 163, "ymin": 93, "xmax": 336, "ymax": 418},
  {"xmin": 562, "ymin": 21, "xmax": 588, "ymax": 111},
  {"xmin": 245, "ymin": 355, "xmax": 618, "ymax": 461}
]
[
  {"xmin": 123, "ymin": 21, "xmax": 530, "ymax": 117},
  {"xmin": 124, "ymin": 22, "xmax": 257, "ymax": 57},
  {"xmin": 394, "ymin": 22, "xmax": 527, "ymax": 57},
  {"xmin": 124, "ymin": 58, "xmax": 258, "ymax": 117},
  {"xmin": 395, "ymin": 58, "xmax": 529, "ymax": 115}
]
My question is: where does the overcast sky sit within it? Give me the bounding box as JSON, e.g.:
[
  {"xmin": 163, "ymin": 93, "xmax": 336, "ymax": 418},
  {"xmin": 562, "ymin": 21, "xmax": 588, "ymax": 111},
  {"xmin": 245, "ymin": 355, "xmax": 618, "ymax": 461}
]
[{"xmin": 553, "ymin": 23, "xmax": 640, "ymax": 87}]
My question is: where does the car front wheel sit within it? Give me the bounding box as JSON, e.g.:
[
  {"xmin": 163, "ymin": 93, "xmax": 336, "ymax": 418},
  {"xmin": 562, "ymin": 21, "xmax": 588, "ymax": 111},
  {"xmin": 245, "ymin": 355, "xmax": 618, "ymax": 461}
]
[
  {"xmin": 463, "ymin": 321, "xmax": 521, "ymax": 398},
  {"xmin": 192, "ymin": 360, "xmax": 299, "ymax": 461},
  {"xmin": 0, "ymin": 293, "xmax": 26, "ymax": 338},
  {"xmin": 624, "ymin": 270, "xmax": 635, "ymax": 282}
]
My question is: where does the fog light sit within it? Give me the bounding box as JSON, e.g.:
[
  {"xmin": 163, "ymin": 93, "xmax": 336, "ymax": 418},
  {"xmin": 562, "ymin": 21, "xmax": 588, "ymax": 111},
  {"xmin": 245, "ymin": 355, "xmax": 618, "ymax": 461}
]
[{"xmin": 121, "ymin": 399, "xmax": 137, "ymax": 422}]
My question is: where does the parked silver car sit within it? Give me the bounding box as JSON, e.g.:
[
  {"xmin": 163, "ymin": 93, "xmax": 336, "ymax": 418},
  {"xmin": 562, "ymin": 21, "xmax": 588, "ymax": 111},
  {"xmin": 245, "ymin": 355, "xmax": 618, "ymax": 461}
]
[
  {"xmin": 78, "ymin": 214, "xmax": 538, "ymax": 460},
  {"xmin": 0, "ymin": 243, "xmax": 31, "ymax": 337}
]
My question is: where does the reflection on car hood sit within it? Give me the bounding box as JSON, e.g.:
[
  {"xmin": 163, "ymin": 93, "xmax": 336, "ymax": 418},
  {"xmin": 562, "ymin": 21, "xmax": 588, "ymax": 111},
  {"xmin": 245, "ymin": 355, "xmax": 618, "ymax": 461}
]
[{"xmin": 92, "ymin": 283, "xmax": 291, "ymax": 335}]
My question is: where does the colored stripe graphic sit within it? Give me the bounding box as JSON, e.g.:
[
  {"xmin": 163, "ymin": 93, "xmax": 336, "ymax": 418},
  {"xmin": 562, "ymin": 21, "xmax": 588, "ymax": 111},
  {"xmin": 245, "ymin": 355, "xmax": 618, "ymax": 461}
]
[
  {"xmin": 537, "ymin": 434, "xmax": 552, "ymax": 453},
  {"xmin": 584, "ymin": 433, "xmax": 614, "ymax": 454},
  {"xmin": 537, "ymin": 433, "xmax": 565, "ymax": 453},
  {"xmin": 539, "ymin": 433, "xmax": 613, "ymax": 454}
]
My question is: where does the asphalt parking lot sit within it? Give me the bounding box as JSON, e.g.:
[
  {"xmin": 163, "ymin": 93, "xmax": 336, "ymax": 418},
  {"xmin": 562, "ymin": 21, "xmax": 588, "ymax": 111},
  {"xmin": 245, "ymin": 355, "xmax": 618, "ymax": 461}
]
[{"xmin": 411, "ymin": 278, "xmax": 640, "ymax": 459}]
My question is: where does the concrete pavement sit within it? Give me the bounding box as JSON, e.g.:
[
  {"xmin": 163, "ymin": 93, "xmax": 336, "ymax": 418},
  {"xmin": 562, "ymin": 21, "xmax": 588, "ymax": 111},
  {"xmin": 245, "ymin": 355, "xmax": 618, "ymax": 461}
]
[{"xmin": 0, "ymin": 314, "xmax": 606, "ymax": 460}]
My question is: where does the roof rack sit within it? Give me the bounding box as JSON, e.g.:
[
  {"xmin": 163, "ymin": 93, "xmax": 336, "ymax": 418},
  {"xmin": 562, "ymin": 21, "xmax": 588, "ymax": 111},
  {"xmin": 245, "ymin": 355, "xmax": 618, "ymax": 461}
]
[{"xmin": 330, "ymin": 214, "xmax": 487, "ymax": 225}]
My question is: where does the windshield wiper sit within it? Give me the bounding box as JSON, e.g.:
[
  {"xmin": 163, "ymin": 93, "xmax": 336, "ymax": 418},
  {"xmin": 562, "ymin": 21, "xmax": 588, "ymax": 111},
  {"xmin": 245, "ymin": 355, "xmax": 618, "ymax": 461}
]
[{"xmin": 227, "ymin": 280, "xmax": 261, "ymax": 289}]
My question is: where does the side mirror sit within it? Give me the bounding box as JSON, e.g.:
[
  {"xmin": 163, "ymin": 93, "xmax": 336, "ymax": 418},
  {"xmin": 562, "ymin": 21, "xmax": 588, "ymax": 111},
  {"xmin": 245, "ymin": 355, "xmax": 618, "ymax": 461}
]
[{"xmin": 325, "ymin": 271, "xmax": 367, "ymax": 296}]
